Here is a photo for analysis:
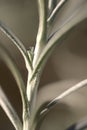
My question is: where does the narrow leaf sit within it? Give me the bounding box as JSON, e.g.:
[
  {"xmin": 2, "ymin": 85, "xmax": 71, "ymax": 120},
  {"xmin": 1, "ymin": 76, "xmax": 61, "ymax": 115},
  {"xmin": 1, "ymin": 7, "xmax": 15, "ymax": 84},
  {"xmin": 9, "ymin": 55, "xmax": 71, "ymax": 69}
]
[
  {"xmin": 47, "ymin": 0, "xmax": 68, "ymax": 24},
  {"xmin": 0, "ymin": 44, "xmax": 29, "ymax": 122},
  {"xmin": 0, "ymin": 86, "xmax": 22, "ymax": 130},
  {"xmin": 0, "ymin": 21, "xmax": 33, "ymax": 71},
  {"xmin": 32, "ymin": 79, "xmax": 87, "ymax": 130},
  {"xmin": 41, "ymin": 79, "xmax": 87, "ymax": 115},
  {"xmin": 30, "ymin": 2, "xmax": 87, "ymax": 81},
  {"xmin": 48, "ymin": 0, "xmax": 57, "ymax": 16}
]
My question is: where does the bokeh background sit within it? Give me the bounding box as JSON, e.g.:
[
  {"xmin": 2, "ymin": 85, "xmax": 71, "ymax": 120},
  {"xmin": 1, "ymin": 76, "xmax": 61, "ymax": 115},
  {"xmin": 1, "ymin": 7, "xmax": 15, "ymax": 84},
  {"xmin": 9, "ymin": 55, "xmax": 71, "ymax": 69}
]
[{"xmin": 0, "ymin": 0, "xmax": 87, "ymax": 130}]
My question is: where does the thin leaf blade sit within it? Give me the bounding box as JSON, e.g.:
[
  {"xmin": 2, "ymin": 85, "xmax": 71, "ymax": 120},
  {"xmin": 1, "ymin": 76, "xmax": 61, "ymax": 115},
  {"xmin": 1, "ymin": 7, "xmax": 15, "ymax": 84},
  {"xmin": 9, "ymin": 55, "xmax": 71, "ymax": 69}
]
[
  {"xmin": 30, "ymin": 2, "xmax": 87, "ymax": 81},
  {"xmin": 0, "ymin": 86, "xmax": 22, "ymax": 130}
]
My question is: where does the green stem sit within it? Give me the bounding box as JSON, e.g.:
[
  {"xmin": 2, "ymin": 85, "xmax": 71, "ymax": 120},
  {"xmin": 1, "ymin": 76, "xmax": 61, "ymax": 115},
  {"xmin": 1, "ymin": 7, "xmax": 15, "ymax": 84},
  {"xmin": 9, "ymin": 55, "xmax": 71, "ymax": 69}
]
[
  {"xmin": 26, "ymin": 0, "xmax": 47, "ymax": 118},
  {"xmin": 33, "ymin": 0, "xmax": 47, "ymax": 66}
]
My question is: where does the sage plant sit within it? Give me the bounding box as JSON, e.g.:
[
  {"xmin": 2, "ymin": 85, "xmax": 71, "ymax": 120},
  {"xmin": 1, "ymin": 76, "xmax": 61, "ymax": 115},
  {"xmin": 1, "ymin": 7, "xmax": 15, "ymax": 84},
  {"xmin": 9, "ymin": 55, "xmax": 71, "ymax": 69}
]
[{"xmin": 0, "ymin": 0, "xmax": 87, "ymax": 130}]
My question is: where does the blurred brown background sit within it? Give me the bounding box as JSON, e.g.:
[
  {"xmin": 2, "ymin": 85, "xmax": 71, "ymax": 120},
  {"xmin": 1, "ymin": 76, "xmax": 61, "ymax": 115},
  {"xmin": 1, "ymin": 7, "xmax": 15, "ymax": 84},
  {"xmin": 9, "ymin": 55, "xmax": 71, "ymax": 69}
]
[{"xmin": 0, "ymin": 0, "xmax": 87, "ymax": 130}]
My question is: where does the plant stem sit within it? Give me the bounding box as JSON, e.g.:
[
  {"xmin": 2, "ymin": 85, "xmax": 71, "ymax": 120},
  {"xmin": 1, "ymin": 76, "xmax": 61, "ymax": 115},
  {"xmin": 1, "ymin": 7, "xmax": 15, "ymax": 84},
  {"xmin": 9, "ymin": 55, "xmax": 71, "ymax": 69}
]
[
  {"xmin": 33, "ymin": 0, "xmax": 47, "ymax": 66},
  {"xmin": 26, "ymin": 0, "xmax": 47, "ymax": 117}
]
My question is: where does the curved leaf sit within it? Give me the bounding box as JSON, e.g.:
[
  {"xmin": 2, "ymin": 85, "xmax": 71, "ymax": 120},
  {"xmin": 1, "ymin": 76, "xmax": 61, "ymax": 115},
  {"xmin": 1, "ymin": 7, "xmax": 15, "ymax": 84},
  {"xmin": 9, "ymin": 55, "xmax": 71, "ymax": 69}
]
[
  {"xmin": 48, "ymin": 0, "xmax": 57, "ymax": 16},
  {"xmin": 32, "ymin": 79, "xmax": 87, "ymax": 130},
  {"xmin": 0, "ymin": 86, "xmax": 22, "ymax": 130},
  {"xmin": 0, "ymin": 21, "xmax": 32, "ymax": 71},
  {"xmin": 41, "ymin": 79, "xmax": 87, "ymax": 115},
  {"xmin": 30, "ymin": 2, "xmax": 87, "ymax": 81},
  {"xmin": 0, "ymin": 44, "xmax": 29, "ymax": 122},
  {"xmin": 47, "ymin": 0, "xmax": 68, "ymax": 24}
]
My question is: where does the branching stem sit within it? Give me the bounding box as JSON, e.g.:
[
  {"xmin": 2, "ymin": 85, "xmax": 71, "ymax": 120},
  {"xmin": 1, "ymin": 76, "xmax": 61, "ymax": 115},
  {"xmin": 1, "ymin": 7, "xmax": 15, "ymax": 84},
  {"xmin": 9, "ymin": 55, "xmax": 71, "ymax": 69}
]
[
  {"xmin": 30, "ymin": 3, "xmax": 87, "ymax": 81},
  {"xmin": 27, "ymin": 0, "xmax": 47, "ymax": 116}
]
